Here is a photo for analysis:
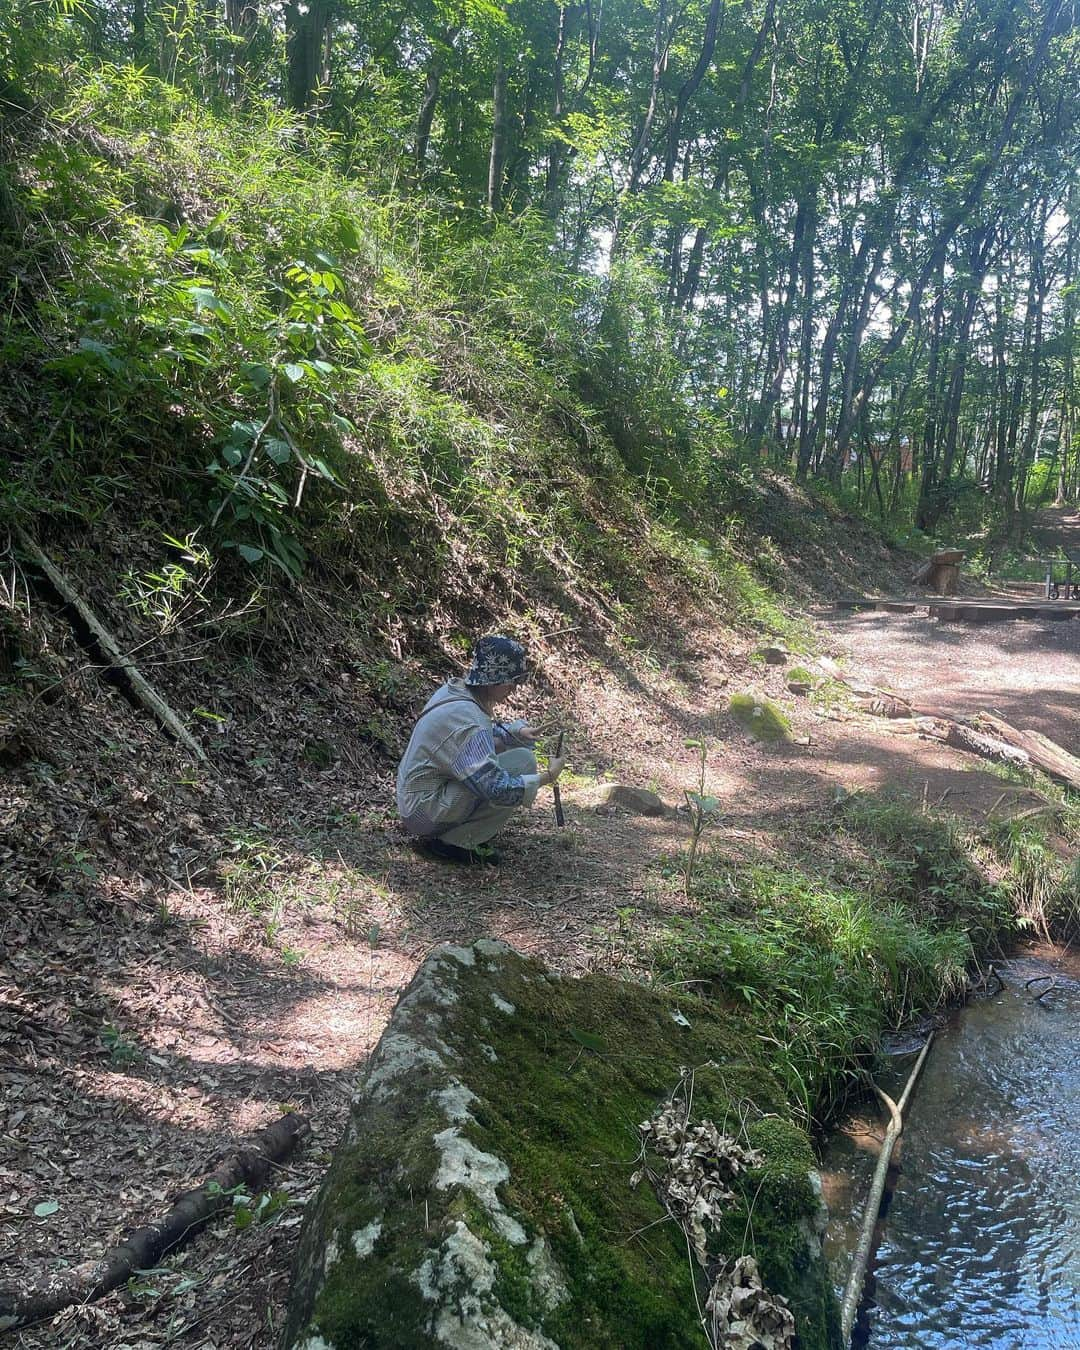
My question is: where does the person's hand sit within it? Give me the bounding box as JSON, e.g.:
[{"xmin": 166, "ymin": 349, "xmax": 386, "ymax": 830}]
[
  {"xmin": 543, "ymin": 755, "xmax": 566, "ymax": 785},
  {"xmin": 515, "ymin": 724, "xmax": 541, "ymax": 746}
]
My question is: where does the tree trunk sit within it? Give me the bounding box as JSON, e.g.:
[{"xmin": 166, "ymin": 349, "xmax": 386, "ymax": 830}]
[
  {"xmin": 661, "ymin": 0, "xmax": 724, "ymax": 182},
  {"xmin": 224, "ymin": 0, "xmax": 259, "ymax": 94},
  {"xmin": 487, "ymin": 53, "xmax": 509, "ymax": 213},
  {"xmin": 414, "ymin": 27, "xmax": 459, "ymax": 172},
  {"xmin": 827, "ymin": 0, "xmax": 1065, "ymax": 478},
  {"xmin": 285, "ymin": 0, "xmax": 333, "ymax": 112}
]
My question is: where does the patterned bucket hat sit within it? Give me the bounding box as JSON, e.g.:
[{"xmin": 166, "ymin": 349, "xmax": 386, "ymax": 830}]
[{"xmin": 465, "ymin": 635, "xmax": 529, "ymax": 687}]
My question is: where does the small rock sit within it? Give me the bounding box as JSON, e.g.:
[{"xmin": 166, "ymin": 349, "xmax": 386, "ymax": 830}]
[
  {"xmin": 594, "ymin": 784, "xmax": 670, "ymax": 817},
  {"xmin": 754, "ymin": 646, "xmax": 788, "ymax": 666},
  {"xmin": 728, "ymin": 694, "xmax": 792, "ymax": 744},
  {"xmin": 786, "ymin": 680, "xmax": 812, "ymax": 696}
]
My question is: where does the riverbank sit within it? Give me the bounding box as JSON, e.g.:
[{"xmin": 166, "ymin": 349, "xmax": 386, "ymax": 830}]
[{"xmin": 822, "ymin": 940, "xmax": 1080, "ymax": 1348}]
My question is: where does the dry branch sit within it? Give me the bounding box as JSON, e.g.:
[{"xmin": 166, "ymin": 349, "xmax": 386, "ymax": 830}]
[
  {"xmin": 0, "ymin": 1112, "xmax": 309, "ymax": 1332},
  {"xmin": 14, "ymin": 528, "xmax": 208, "ymax": 763},
  {"xmin": 973, "ymin": 713, "xmax": 1080, "ymax": 792}
]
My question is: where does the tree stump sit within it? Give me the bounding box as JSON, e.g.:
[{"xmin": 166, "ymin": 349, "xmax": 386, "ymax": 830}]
[{"xmin": 912, "ymin": 548, "xmax": 964, "ymax": 594}]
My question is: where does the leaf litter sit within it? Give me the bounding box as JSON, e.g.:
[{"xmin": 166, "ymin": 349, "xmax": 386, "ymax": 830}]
[{"xmin": 634, "ymin": 1085, "xmax": 794, "ymax": 1350}]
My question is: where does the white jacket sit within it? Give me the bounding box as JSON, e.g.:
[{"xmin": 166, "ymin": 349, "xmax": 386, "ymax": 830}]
[{"xmin": 396, "ymin": 679, "xmax": 540, "ymax": 836}]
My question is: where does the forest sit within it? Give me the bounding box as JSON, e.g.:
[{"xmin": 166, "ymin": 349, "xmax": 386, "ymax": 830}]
[{"xmin": 2, "ymin": 0, "xmax": 1078, "ymax": 562}]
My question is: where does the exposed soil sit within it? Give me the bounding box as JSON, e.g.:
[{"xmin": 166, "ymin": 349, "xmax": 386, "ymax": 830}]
[
  {"xmin": 822, "ymin": 611, "xmax": 1079, "ymax": 754},
  {"xmin": 2, "ymin": 521, "xmax": 1077, "ymax": 1350},
  {"xmin": 1031, "ymin": 505, "xmax": 1080, "ymax": 555}
]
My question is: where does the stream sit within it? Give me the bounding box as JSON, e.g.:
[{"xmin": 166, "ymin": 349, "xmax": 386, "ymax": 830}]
[{"xmin": 821, "ymin": 944, "xmax": 1080, "ymax": 1349}]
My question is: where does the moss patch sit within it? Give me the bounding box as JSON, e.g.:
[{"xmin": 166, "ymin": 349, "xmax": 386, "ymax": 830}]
[
  {"xmin": 729, "ymin": 693, "xmax": 793, "ymax": 743},
  {"xmin": 283, "ymin": 944, "xmax": 839, "ymax": 1349}
]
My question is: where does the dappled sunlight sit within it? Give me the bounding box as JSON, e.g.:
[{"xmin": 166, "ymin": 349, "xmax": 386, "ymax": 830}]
[{"xmin": 824, "ymin": 611, "xmax": 1080, "ymax": 753}]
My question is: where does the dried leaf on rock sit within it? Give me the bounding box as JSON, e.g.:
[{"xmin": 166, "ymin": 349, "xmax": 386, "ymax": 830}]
[
  {"xmin": 638, "ymin": 1103, "xmax": 764, "ymax": 1265},
  {"xmin": 706, "ymin": 1255, "xmax": 795, "ymax": 1350}
]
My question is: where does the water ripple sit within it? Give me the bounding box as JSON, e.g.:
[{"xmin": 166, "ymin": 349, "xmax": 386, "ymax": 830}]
[{"xmin": 824, "ymin": 946, "xmax": 1080, "ymax": 1349}]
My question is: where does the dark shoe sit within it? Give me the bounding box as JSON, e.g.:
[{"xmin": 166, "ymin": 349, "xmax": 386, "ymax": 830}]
[{"xmin": 422, "ymin": 838, "xmax": 501, "ymax": 867}]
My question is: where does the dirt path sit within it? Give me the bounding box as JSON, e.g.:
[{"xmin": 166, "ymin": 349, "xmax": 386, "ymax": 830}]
[
  {"xmin": 821, "ymin": 610, "xmax": 1080, "ymax": 754},
  {"xmin": 1031, "ymin": 504, "xmax": 1080, "ymax": 554},
  {"xmin": 3, "ymin": 597, "xmax": 1077, "ymax": 1349}
]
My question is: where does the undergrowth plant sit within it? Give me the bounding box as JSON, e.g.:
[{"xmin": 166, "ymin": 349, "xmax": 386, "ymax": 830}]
[
  {"xmin": 985, "ymin": 812, "xmax": 1080, "ymax": 939},
  {"xmin": 653, "ymin": 792, "xmax": 1019, "ymax": 1122},
  {"xmin": 683, "ymin": 738, "xmax": 720, "ymax": 897},
  {"xmin": 1, "ymin": 59, "xmax": 860, "ymax": 658}
]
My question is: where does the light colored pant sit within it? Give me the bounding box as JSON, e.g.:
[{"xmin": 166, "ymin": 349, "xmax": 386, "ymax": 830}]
[{"xmin": 438, "ymin": 747, "xmax": 537, "ymax": 848}]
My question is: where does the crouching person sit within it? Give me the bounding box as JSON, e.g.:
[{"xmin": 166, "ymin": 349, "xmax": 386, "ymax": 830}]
[{"xmin": 396, "ymin": 635, "xmax": 566, "ymax": 864}]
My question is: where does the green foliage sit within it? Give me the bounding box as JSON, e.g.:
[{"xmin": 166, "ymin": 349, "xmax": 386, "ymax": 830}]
[
  {"xmin": 219, "ymin": 829, "xmax": 285, "ymax": 915},
  {"xmin": 682, "ymin": 738, "xmax": 720, "ymax": 896},
  {"xmin": 653, "ymin": 793, "xmax": 1017, "ymax": 1119},
  {"xmin": 986, "ymin": 814, "xmax": 1080, "ymax": 940},
  {"xmin": 206, "ymin": 1180, "xmax": 292, "ymax": 1230},
  {"xmin": 4, "ymin": 0, "xmax": 1075, "ymax": 550},
  {"xmin": 1, "ymin": 62, "xmax": 827, "ymax": 645},
  {"xmin": 120, "ymin": 532, "xmax": 212, "ymax": 632},
  {"xmin": 100, "ymin": 1022, "xmax": 141, "ymax": 1066}
]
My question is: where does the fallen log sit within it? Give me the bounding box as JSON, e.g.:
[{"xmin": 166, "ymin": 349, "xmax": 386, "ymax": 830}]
[
  {"xmin": 0, "ymin": 1112, "xmax": 308, "ymax": 1332},
  {"xmin": 14, "ymin": 528, "xmax": 208, "ymax": 763},
  {"xmin": 973, "ymin": 712, "xmax": 1080, "ymax": 792},
  {"xmin": 944, "ymin": 723, "xmax": 1030, "ymax": 771}
]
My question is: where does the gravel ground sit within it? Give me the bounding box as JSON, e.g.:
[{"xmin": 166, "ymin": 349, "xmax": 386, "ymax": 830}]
[{"xmin": 822, "ymin": 611, "xmax": 1080, "ymax": 753}]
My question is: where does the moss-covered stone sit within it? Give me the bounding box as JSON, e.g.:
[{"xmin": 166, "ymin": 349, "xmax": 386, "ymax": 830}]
[
  {"xmin": 282, "ymin": 941, "xmax": 840, "ymax": 1349},
  {"xmin": 730, "ymin": 693, "xmax": 793, "ymax": 743}
]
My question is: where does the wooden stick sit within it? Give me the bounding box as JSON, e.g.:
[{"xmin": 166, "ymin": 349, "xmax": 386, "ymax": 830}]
[
  {"xmin": 0, "ymin": 1112, "xmax": 308, "ymax": 1331},
  {"xmin": 840, "ymin": 1036, "xmax": 934, "ymax": 1345},
  {"xmin": 15, "ymin": 528, "xmax": 208, "ymax": 763},
  {"xmin": 553, "ymin": 730, "xmax": 565, "ymax": 828}
]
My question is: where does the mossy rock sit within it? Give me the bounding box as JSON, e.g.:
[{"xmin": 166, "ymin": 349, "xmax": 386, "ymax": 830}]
[
  {"xmin": 594, "ymin": 784, "xmax": 671, "ymax": 817},
  {"xmin": 729, "ymin": 693, "xmax": 793, "ymax": 743},
  {"xmin": 787, "ymin": 666, "xmax": 816, "ymax": 696},
  {"xmin": 282, "ymin": 942, "xmax": 839, "ymax": 1350}
]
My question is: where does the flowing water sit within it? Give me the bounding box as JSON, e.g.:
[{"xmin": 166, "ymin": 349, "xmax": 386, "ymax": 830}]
[{"xmin": 821, "ymin": 945, "xmax": 1080, "ymax": 1349}]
